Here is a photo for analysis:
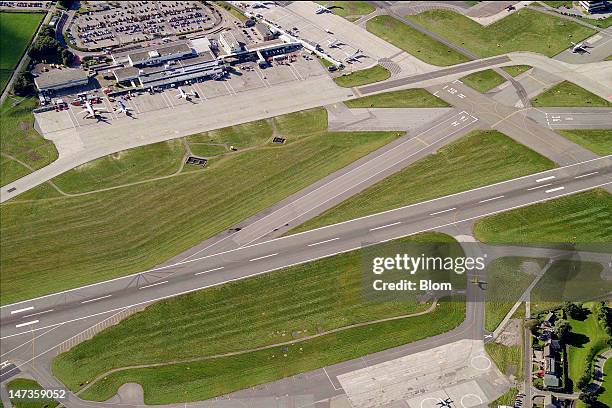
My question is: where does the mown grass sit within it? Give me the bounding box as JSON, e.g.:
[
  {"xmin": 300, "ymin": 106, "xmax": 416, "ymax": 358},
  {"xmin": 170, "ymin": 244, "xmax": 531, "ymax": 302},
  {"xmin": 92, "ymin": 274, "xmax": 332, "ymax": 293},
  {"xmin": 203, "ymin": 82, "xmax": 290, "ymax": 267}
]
[
  {"xmin": 531, "ymin": 81, "xmax": 612, "ymax": 107},
  {"xmin": 344, "ymin": 89, "xmax": 450, "ymax": 108},
  {"xmin": 333, "ymin": 65, "xmax": 391, "ymax": 88},
  {"xmin": 486, "ymin": 342, "xmax": 523, "ymax": 381},
  {"xmin": 407, "ymin": 9, "xmax": 596, "ymax": 57},
  {"xmin": 485, "ymin": 257, "xmax": 546, "ymax": 332},
  {"xmin": 566, "ymin": 302, "xmax": 611, "ymax": 391},
  {"xmin": 314, "ymin": 1, "xmax": 374, "ymax": 18},
  {"xmin": 460, "ymin": 69, "xmax": 506, "ymax": 93},
  {"xmin": 488, "ymin": 387, "xmax": 518, "ymax": 408},
  {"xmin": 502, "ymin": 65, "xmax": 531, "ymax": 77},
  {"xmin": 556, "ymin": 129, "xmax": 612, "ymax": 156},
  {"xmin": 366, "ymin": 15, "xmax": 471, "ymax": 66},
  {"xmin": 6, "ymin": 378, "xmax": 59, "ymax": 408},
  {"xmin": 600, "ymin": 359, "xmax": 612, "ymax": 406},
  {"xmin": 473, "ymin": 189, "xmax": 612, "ymax": 252},
  {"xmin": 54, "ymin": 232, "xmax": 459, "ymax": 396},
  {"xmin": 0, "ymin": 108, "xmax": 403, "ymax": 304},
  {"xmin": 0, "ymin": 12, "xmax": 44, "ymax": 90},
  {"xmin": 186, "ymin": 118, "xmax": 272, "ymax": 148},
  {"xmin": 289, "ymin": 130, "xmax": 555, "ymax": 234},
  {"xmin": 0, "ymin": 97, "xmax": 58, "ymax": 186},
  {"xmin": 76, "ymin": 297, "xmax": 466, "ymax": 404},
  {"xmin": 188, "ymin": 144, "xmax": 227, "ymax": 157}
]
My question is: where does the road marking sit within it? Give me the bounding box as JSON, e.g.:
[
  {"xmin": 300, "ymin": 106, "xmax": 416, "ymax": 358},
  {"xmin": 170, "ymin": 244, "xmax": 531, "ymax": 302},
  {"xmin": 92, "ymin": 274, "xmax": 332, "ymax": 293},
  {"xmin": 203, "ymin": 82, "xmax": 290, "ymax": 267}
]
[
  {"xmin": 10, "ymin": 306, "xmax": 34, "ymax": 315},
  {"xmin": 139, "ymin": 281, "xmax": 168, "ymax": 290},
  {"xmin": 369, "ymin": 222, "xmax": 401, "ymax": 231},
  {"xmin": 545, "ymin": 186, "xmax": 565, "ymax": 193},
  {"xmin": 194, "ymin": 266, "xmax": 224, "ymax": 276},
  {"xmin": 81, "ymin": 295, "xmax": 112, "ymax": 304},
  {"xmin": 429, "ymin": 207, "xmax": 456, "ymax": 216},
  {"xmin": 575, "ymin": 171, "xmax": 598, "ymax": 179},
  {"xmin": 527, "ymin": 183, "xmax": 552, "ymax": 191},
  {"xmin": 536, "ymin": 176, "xmax": 555, "ymax": 183},
  {"xmin": 23, "ymin": 309, "xmax": 54, "ymax": 318},
  {"xmin": 0, "ymin": 361, "xmax": 10, "ymax": 369},
  {"xmin": 15, "ymin": 320, "xmax": 39, "ymax": 328},
  {"xmin": 307, "ymin": 237, "xmax": 340, "ymax": 247},
  {"xmin": 478, "ymin": 195, "xmax": 504, "ymax": 203},
  {"xmin": 249, "ymin": 253, "xmax": 278, "ymax": 262}
]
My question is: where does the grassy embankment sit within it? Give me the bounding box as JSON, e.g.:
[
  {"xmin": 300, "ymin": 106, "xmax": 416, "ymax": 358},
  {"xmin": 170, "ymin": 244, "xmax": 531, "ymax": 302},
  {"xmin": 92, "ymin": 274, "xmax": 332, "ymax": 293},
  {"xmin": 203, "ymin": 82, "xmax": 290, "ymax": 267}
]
[{"xmin": 333, "ymin": 65, "xmax": 391, "ymax": 87}]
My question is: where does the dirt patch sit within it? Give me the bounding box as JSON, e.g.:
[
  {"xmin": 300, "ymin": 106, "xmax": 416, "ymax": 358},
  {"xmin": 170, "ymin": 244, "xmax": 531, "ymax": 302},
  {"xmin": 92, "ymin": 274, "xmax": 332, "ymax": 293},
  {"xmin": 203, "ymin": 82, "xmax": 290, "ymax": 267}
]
[
  {"xmin": 497, "ymin": 318, "xmax": 522, "ymax": 347},
  {"xmin": 18, "ymin": 121, "xmax": 30, "ymax": 132}
]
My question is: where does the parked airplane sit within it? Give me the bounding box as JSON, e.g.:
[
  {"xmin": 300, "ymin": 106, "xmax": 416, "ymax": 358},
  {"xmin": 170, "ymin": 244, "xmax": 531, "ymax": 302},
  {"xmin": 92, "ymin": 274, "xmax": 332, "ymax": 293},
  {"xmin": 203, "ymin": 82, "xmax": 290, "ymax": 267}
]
[
  {"xmin": 328, "ymin": 39, "xmax": 343, "ymax": 48},
  {"xmin": 570, "ymin": 41, "xmax": 588, "ymax": 53},
  {"xmin": 344, "ymin": 49, "xmax": 365, "ymax": 63},
  {"xmin": 176, "ymin": 87, "xmax": 197, "ymax": 100},
  {"xmin": 437, "ymin": 398, "xmax": 454, "ymax": 408},
  {"xmin": 250, "ymin": 1, "xmax": 269, "ymax": 9},
  {"xmin": 116, "ymin": 100, "xmax": 132, "ymax": 115},
  {"xmin": 316, "ymin": 3, "xmax": 332, "ymax": 14},
  {"xmin": 81, "ymin": 100, "xmax": 109, "ymax": 120}
]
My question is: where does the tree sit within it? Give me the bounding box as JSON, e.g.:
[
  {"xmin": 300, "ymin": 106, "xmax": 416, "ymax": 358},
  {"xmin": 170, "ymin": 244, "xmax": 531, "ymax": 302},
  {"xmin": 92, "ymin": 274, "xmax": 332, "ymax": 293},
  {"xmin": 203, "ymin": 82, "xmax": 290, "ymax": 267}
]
[
  {"xmin": 58, "ymin": 0, "xmax": 75, "ymax": 9},
  {"xmin": 579, "ymin": 390, "xmax": 598, "ymax": 406},
  {"xmin": 554, "ymin": 319, "xmax": 572, "ymax": 343},
  {"xmin": 563, "ymin": 302, "xmax": 587, "ymax": 320},
  {"xmin": 29, "ymin": 35, "xmax": 62, "ymax": 62},
  {"xmin": 61, "ymin": 48, "xmax": 74, "ymax": 66},
  {"xmin": 13, "ymin": 72, "xmax": 35, "ymax": 96},
  {"xmin": 577, "ymin": 373, "xmax": 591, "ymax": 390}
]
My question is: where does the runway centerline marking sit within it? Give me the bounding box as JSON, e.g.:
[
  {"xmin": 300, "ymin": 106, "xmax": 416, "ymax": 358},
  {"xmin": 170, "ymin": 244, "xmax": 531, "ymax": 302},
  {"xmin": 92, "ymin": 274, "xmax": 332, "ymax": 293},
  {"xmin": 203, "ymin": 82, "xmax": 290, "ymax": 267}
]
[
  {"xmin": 249, "ymin": 253, "xmax": 278, "ymax": 262},
  {"xmin": 527, "ymin": 183, "xmax": 552, "ymax": 191},
  {"xmin": 478, "ymin": 195, "xmax": 504, "ymax": 204},
  {"xmin": 369, "ymin": 222, "xmax": 401, "ymax": 231},
  {"xmin": 545, "ymin": 186, "xmax": 565, "ymax": 194},
  {"xmin": 139, "ymin": 281, "xmax": 168, "ymax": 290},
  {"xmin": 81, "ymin": 295, "xmax": 112, "ymax": 304},
  {"xmin": 575, "ymin": 171, "xmax": 598, "ymax": 179},
  {"xmin": 23, "ymin": 309, "xmax": 54, "ymax": 319},
  {"xmin": 10, "ymin": 306, "xmax": 34, "ymax": 315},
  {"xmin": 429, "ymin": 207, "xmax": 456, "ymax": 216},
  {"xmin": 194, "ymin": 266, "xmax": 224, "ymax": 276},
  {"xmin": 536, "ymin": 176, "xmax": 555, "ymax": 183},
  {"xmin": 307, "ymin": 237, "xmax": 340, "ymax": 247},
  {"xmin": 15, "ymin": 320, "xmax": 39, "ymax": 328}
]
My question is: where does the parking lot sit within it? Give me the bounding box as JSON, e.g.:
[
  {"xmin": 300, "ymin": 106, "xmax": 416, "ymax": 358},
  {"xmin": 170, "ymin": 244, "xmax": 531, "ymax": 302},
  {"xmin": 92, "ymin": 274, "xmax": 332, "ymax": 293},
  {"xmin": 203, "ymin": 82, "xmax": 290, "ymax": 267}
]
[{"xmin": 35, "ymin": 50, "xmax": 326, "ymax": 134}]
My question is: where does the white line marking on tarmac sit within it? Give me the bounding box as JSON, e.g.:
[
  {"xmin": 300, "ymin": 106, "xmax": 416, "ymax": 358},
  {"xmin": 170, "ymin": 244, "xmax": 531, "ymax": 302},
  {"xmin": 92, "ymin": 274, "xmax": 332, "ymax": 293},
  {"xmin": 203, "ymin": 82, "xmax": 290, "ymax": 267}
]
[
  {"xmin": 81, "ymin": 295, "xmax": 112, "ymax": 304},
  {"xmin": 308, "ymin": 237, "xmax": 340, "ymax": 247},
  {"xmin": 23, "ymin": 309, "xmax": 54, "ymax": 318},
  {"xmin": 249, "ymin": 253, "xmax": 278, "ymax": 262},
  {"xmin": 575, "ymin": 171, "xmax": 598, "ymax": 179},
  {"xmin": 194, "ymin": 266, "xmax": 224, "ymax": 276},
  {"xmin": 536, "ymin": 176, "xmax": 555, "ymax": 182},
  {"xmin": 545, "ymin": 186, "xmax": 565, "ymax": 193},
  {"xmin": 139, "ymin": 281, "xmax": 168, "ymax": 290},
  {"xmin": 370, "ymin": 222, "xmax": 401, "ymax": 231},
  {"xmin": 10, "ymin": 306, "xmax": 34, "ymax": 315},
  {"xmin": 478, "ymin": 195, "xmax": 504, "ymax": 203},
  {"xmin": 15, "ymin": 320, "xmax": 39, "ymax": 328},
  {"xmin": 429, "ymin": 207, "xmax": 456, "ymax": 216},
  {"xmin": 527, "ymin": 183, "xmax": 552, "ymax": 191}
]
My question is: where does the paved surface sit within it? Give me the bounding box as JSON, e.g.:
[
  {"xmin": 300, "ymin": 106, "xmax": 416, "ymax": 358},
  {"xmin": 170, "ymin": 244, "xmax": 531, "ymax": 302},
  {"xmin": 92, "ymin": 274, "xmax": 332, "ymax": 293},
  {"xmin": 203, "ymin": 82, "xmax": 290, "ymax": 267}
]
[
  {"xmin": 527, "ymin": 107, "xmax": 612, "ymax": 129},
  {"xmin": 554, "ymin": 32, "xmax": 612, "ymax": 64}
]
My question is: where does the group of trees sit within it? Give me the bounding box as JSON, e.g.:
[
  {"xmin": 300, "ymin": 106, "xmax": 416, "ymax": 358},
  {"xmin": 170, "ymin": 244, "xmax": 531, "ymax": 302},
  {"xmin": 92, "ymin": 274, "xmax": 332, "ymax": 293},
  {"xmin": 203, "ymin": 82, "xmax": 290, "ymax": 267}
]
[{"xmin": 29, "ymin": 27, "xmax": 74, "ymax": 66}]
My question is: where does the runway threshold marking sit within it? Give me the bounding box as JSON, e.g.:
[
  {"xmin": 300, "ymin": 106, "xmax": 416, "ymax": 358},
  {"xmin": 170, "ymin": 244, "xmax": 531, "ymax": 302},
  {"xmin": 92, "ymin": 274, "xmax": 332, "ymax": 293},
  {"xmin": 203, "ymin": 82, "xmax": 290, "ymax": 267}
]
[
  {"xmin": 307, "ymin": 237, "xmax": 340, "ymax": 247},
  {"xmin": 429, "ymin": 207, "xmax": 456, "ymax": 216},
  {"xmin": 527, "ymin": 183, "xmax": 552, "ymax": 191},
  {"xmin": 545, "ymin": 186, "xmax": 565, "ymax": 194},
  {"xmin": 15, "ymin": 320, "xmax": 39, "ymax": 328},
  {"xmin": 575, "ymin": 171, "xmax": 598, "ymax": 179},
  {"xmin": 10, "ymin": 306, "xmax": 34, "ymax": 315},
  {"xmin": 369, "ymin": 222, "xmax": 401, "ymax": 231},
  {"xmin": 139, "ymin": 280, "xmax": 169, "ymax": 290},
  {"xmin": 81, "ymin": 295, "xmax": 112, "ymax": 304},
  {"xmin": 478, "ymin": 195, "xmax": 504, "ymax": 204},
  {"xmin": 536, "ymin": 176, "xmax": 555, "ymax": 183},
  {"xmin": 249, "ymin": 253, "xmax": 278, "ymax": 262},
  {"xmin": 194, "ymin": 266, "xmax": 224, "ymax": 276}
]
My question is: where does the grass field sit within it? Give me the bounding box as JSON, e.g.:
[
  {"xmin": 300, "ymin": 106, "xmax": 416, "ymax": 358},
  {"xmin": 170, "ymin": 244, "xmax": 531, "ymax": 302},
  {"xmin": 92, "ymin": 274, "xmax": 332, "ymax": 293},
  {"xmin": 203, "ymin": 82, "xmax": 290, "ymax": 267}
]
[
  {"xmin": 488, "ymin": 387, "xmax": 518, "ymax": 408},
  {"xmin": 485, "ymin": 257, "xmax": 545, "ymax": 332},
  {"xmin": 6, "ymin": 378, "xmax": 59, "ymax": 408},
  {"xmin": 186, "ymin": 118, "xmax": 273, "ymax": 148},
  {"xmin": 473, "ymin": 189, "xmax": 612, "ymax": 252},
  {"xmin": 531, "ymin": 81, "xmax": 612, "ymax": 107},
  {"xmin": 314, "ymin": 1, "xmax": 374, "ymax": 19},
  {"xmin": 606, "ymin": 55, "xmax": 612, "ymax": 61},
  {"xmin": 366, "ymin": 15, "xmax": 471, "ymax": 66},
  {"xmin": 344, "ymin": 89, "xmax": 450, "ymax": 108},
  {"xmin": 406, "ymin": 9, "xmax": 595, "ymax": 58},
  {"xmin": 501, "ymin": 65, "xmax": 531, "ymax": 77},
  {"xmin": 0, "ymin": 12, "xmax": 43, "ymax": 91},
  {"xmin": 486, "ymin": 342, "xmax": 523, "ymax": 381},
  {"xmin": 556, "ymin": 129, "xmax": 612, "ymax": 156},
  {"xmin": 600, "ymin": 358, "xmax": 612, "ymax": 406},
  {"xmin": 460, "ymin": 69, "xmax": 506, "ymax": 93},
  {"xmin": 289, "ymin": 130, "xmax": 555, "ymax": 234},
  {"xmin": 333, "ymin": 65, "xmax": 391, "ymax": 87},
  {"xmin": 543, "ymin": 1, "xmax": 572, "ymax": 7},
  {"xmin": 54, "ymin": 232, "xmax": 461, "ymax": 400},
  {"xmin": 188, "ymin": 143, "xmax": 227, "ymax": 157},
  {"xmin": 0, "ymin": 109, "xmax": 403, "ymax": 304},
  {"xmin": 566, "ymin": 302, "xmax": 611, "ymax": 391},
  {"xmin": 1, "ymin": 97, "xmax": 58, "ymax": 186}
]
